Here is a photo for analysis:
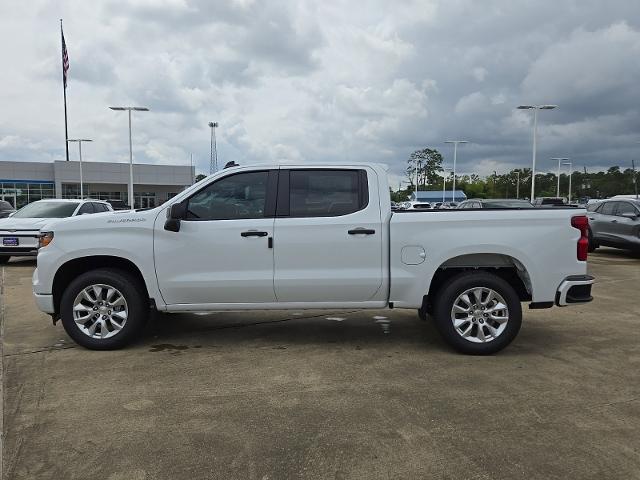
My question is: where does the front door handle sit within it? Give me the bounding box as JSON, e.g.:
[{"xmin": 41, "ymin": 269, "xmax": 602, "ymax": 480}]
[
  {"xmin": 348, "ymin": 228, "xmax": 375, "ymax": 235},
  {"xmin": 241, "ymin": 230, "xmax": 268, "ymax": 237}
]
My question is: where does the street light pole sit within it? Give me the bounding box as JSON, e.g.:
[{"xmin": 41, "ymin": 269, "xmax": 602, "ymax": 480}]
[
  {"xmin": 515, "ymin": 171, "xmax": 520, "ymax": 199},
  {"xmin": 67, "ymin": 139, "xmax": 92, "ymax": 199},
  {"xmin": 517, "ymin": 105, "xmax": 557, "ymax": 200},
  {"xmin": 445, "ymin": 140, "xmax": 467, "ymax": 202},
  {"xmin": 550, "ymin": 157, "xmax": 569, "ymax": 197},
  {"xmin": 441, "ymin": 167, "xmax": 451, "ymax": 203},
  {"xmin": 208, "ymin": 122, "xmax": 219, "ymax": 174},
  {"xmin": 563, "ymin": 161, "xmax": 573, "ymax": 203},
  {"xmin": 109, "ymin": 106, "xmax": 150, "ymax": 208}
]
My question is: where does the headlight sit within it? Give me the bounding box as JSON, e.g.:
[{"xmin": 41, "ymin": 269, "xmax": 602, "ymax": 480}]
[{"xmin": 38, "ymin": 231, "xmax": 54, "ymax": 248}]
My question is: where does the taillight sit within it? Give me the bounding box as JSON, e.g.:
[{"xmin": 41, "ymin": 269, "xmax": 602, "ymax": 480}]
[{"xmin": 571, "ymin": 215, "xmax": 589, "ymax": 261}]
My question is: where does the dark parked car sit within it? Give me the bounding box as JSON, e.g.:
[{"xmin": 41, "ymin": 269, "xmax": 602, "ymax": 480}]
[
  {"xmin": 587, "ymin": 199, "xmax": 640, "ymax": 252},
  {"xmin": 533, "ymin": 197, "xmax": 568, "ymax": 207},
  {"xmin": 105, "ymin": 199, "xmax": 131, "ymax": 210},
  {"xmin": 0, "ymin": 200, "xmax": 16, "ymax": 218},
  {"xmin": 457, "ymin": 199, "xmax": 534, "ymax": 209}
]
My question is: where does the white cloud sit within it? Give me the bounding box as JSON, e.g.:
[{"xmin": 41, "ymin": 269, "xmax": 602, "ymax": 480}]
[{"xmin": 1, "ymin": 0, "xmax": 640, "ymax": 180}]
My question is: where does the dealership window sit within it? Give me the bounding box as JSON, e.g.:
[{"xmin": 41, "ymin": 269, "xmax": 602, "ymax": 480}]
[{"xmin": 0, "ymin": 181, "xmax": 55, "ymax": 209}]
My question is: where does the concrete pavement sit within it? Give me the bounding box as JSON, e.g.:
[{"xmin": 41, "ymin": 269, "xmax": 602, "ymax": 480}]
[{"xmin": 2, "ymin": 250, "xmax": 640, "ymax": 479}]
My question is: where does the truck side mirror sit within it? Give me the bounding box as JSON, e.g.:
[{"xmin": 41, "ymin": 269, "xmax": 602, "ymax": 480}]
[{"xmin": 164, "ymin": 202, "xmax": 187, "ymax": 232}]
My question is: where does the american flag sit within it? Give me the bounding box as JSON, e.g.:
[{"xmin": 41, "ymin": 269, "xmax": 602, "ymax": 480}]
[{"xmin": 61, "ymin": 27, "xmax": 69, "ymax": 88}]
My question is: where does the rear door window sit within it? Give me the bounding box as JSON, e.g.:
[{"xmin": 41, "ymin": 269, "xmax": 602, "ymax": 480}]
[
  {"xmin": 287, "ymin": 170, "xmax": 367, "ymax": 217},
  {"xmin": 77, "ymin": 203, "xmax": 95, "ymax": 215},
  {"xmin": 616, "ymin": 202, "xmax": 637, "ymax": 216}
]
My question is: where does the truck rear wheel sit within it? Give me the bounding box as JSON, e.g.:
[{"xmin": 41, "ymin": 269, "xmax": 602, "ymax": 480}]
[
  {"xmin": 433, "ymin": 271, "xmax": 522, "ymax": 355},
  {"xmin": 60, "ymin": 268, "xmax": 149, "ymax": 350}
]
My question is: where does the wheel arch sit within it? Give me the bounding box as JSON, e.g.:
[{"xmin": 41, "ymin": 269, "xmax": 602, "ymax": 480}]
[
  {"xmin": 52, "ymin": 255, "xmax": 150, "ymax": 315},
  {"xmin": 423, "ymin": 253, "xmax": 532, "ymax": 312}
]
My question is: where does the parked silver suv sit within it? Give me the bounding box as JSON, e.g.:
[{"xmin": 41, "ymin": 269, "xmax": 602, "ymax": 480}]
[{"xmin": 587, "ymin": 198, "xmax": 640, "ymax": 252}]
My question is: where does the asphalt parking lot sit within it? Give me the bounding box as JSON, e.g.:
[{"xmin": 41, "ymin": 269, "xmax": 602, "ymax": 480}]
[{"xmin": 1, "ymin": 249, "xmax": 639, "ymax": 480}]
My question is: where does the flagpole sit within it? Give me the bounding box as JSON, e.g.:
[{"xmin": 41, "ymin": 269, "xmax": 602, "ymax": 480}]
[{"xmin": 60, "ymin": 19, "xmax": 69, "ymax": 162}]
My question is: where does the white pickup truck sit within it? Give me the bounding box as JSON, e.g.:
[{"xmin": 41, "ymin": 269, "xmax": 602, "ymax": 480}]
[{"xmin": 32, "ymin": 163, "xmax": 594, "ymax": 354}]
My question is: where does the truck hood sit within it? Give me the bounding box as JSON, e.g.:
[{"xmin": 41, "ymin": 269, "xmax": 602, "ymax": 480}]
[
  {"xmin": 48, "ymin": 208, "xmax": 160, "ymax": 232},
  {"xmin": 0, "ymin": 217, "xmax": 55, "ymax": 231}
]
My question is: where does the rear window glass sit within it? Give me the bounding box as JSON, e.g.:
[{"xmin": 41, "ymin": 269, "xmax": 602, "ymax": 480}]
[{"xmin": 289, "ymin": 170, "xmax": 365, "ymax": 217}]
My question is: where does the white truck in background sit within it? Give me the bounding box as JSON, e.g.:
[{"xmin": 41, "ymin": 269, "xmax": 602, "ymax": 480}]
[{"xmin": 32, "ymin": 163, "xmax": 594, "ymax": 354}]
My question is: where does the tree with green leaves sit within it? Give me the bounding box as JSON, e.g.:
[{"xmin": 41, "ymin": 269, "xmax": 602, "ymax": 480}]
[{"xmin": 406, "ymin": 148, "xmax": 444, "ymax": 189}]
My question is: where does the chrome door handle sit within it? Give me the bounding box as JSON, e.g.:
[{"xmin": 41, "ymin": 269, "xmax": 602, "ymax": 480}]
[{"xmin": 348, "ymin": 228, "xmax": 375, "ymax": 235}]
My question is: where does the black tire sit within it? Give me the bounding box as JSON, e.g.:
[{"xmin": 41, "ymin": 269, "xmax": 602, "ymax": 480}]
[
  {"xmin": 588, "ymin": 229, "xmax": 598, "ymax": 252},
  {"xmin": 0, "ymin": 256, "xmax": 10, "ymax": 264},
  {"xmin": 417, "ymin": 307, "xmax": 428, "ymax": 321},
  {"xmin": 432, "ymin": 271, "xmax": 522, "ymax": 355},
  {"xmin": 60, "ymin": 268, "xmax": 149, "ymax": 350}
]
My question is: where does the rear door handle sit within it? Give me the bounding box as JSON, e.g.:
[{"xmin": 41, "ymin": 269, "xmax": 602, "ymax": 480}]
[
  {"xmin": 241, "ymin": 230, "xmax": 268, "ymax": 237},
  {"xmin": 348, "ymin": 228, "xmax": 375, "ymax": 235}
]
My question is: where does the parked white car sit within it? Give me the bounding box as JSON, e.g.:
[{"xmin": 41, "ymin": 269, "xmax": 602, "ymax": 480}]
[
  {"xmin": 32, "ymin": 163, "xmax": 594, "ymax": 354},
  {"xmin": 0, "ymin": 199, "xmax": 112, "ymax": 263}
]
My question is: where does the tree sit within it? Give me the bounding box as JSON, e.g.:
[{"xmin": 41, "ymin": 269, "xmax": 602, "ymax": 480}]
[{"xmin": 406, "ymin": 148, "xmax": 444, "ymax": 189}]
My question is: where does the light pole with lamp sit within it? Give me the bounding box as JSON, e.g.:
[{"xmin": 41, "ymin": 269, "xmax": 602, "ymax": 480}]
[
  {"xmin": 550, "ymin": 157, "xmax": 569, "ymax": 197},
  {"xmin": 66, "ymin": 139, "xmax": 92, "ymax": 199},
  {"xmin": 444, "ymin": 140, "xmax": 467, "ymax": 202},
  {"xmin": 208, "ymin": 122, "xmax": 219, "ymax": 174},
  {"xmin": 441, "ymin": 167, "xmax": 451, "ymax": 203},
  {"xmin": 563, "ymin": 161, "xmax": 573, "ymax": 204},
  {"xmin": 517, "ymin": 105, "xmax": 557, "ymax": 201},
  {"xmin": 109, "ymin": 106, "xmax": 150, "ymax": 208}
]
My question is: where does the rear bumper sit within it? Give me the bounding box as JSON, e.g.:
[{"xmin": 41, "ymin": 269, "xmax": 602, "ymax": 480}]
[
  {"xmin": 555, "ymin": 275, "xmax": 594, "ymax": 306},
  {"xmin": 34, "ymin": 293, "xmax": 55, "ymax": 314}
]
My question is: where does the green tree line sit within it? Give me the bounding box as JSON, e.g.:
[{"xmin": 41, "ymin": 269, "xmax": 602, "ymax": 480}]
[{"xmin": 392, "ymin": 148, "xmax": 638, "ymax": 202}]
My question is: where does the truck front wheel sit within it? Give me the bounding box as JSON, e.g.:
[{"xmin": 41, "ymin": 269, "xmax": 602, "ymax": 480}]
[
  {"xmin": 60, "ymin": 268, "xmax": 149, "ymax": 350},
  {"xmin": 433, "ymin": 271, "xmax": 522, "ymax": 355}
]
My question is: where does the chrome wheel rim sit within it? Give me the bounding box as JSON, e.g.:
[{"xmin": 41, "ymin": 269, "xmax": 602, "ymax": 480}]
[
  {"xmin": 450, "ymin": 287, "xmax": 509, "ymax": 343},
  {"xmin": 72, "ymin": 284, "xmax": 128, "ymax": 339}
]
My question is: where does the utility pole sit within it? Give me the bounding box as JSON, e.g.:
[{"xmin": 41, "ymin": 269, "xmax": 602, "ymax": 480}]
[{"xmin": 515, "ymin": 171, "xmax": 520, "ymax": 199}]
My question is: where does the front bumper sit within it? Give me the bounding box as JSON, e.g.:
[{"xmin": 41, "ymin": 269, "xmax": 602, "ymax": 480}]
[
  {"xmin": 556, "ymin": 275, "xmax": 595, "ymax": 306},
  {"xmin": 34, "ymin": 293, "xmax": 55, "ymax": 314}
]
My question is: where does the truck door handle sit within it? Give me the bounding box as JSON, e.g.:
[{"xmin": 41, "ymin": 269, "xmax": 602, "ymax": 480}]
[
  {"xmin": 348, "ymin": 228, "xmax": 375, "ymax": 235},
  {"xmin": 241, "ymin": 231, "xmax": 268, "ymax": 237}
]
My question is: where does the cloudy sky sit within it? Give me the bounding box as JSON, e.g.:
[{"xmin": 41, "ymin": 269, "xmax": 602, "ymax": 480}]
[{"xmin": 2, "ymin": 0, "xmax": 640, "ymax": 186}]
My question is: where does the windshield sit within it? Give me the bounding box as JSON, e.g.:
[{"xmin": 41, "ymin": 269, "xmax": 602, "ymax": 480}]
[{"xmin": 13, "ymin": 201, "xmax": 80, "ymax": 218}]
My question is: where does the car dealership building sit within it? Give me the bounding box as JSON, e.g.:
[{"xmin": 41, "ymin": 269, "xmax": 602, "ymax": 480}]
[{"xmin": 0, "ymin": 160, "xmax": 195, "ymax": 209}]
